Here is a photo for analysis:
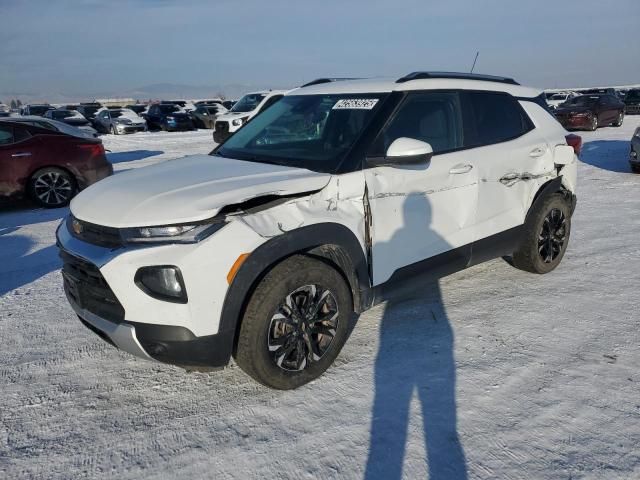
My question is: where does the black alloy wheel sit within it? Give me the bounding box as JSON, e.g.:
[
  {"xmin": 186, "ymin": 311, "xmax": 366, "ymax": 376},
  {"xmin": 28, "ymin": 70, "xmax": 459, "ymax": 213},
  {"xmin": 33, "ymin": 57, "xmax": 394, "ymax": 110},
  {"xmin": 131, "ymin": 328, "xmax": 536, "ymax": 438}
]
[
  {"xmin": 267, "ymin": 284, "xmax": 339, "ymax": 372},
  {"xmin": 538, "ymin": 208, "xmax": 567, "ymax": 264}
]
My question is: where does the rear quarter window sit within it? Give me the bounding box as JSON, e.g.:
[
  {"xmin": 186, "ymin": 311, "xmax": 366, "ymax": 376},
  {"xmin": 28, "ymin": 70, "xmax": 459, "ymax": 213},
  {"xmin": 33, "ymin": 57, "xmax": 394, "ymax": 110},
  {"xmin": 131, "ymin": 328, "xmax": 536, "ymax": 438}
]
[{"xmin": 463, "ymin": 91, "xmax": 534, "ymax": 147}]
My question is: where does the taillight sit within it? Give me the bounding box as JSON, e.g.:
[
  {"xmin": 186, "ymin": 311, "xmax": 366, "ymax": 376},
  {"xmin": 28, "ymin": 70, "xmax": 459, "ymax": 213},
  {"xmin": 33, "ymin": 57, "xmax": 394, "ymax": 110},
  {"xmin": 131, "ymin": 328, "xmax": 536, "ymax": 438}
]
[
  {"xmin": 565, "ymin": 134, "xmax": 582, "ymax": 156},
  {"xmin": 77, "ymin": 143, "xmax": 105, "ymax": 157}
]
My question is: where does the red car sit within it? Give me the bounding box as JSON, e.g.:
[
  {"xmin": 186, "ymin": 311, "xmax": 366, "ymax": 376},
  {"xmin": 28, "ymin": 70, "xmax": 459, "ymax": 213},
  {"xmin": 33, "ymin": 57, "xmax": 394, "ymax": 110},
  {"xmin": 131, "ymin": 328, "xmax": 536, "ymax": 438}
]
[
  {"xmin": 0, "ymin": 118, "xmax": 112, "ymax": 208},
  {"xmin": 554, "ymin": 94, "xmax": 625, "ymax": 131}
]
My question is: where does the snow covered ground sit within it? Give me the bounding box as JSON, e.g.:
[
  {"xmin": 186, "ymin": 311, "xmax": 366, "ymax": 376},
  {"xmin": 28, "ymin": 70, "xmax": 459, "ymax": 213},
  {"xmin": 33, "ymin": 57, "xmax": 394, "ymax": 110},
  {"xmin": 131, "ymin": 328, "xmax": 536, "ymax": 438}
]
[{"xmin": 1, "ymin": 120, "xmax": 639, "ymax": 479}]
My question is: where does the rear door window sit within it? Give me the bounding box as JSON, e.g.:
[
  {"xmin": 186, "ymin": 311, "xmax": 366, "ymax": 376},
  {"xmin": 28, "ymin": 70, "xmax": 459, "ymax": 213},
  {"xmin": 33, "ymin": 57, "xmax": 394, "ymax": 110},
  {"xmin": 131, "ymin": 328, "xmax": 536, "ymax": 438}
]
[
  {"xmin": 0, "ymin": 125, "xmax": 14, "ymax": 145},
  {"xmin": 463, "ymin": 91, "xmax": 533, "ymax": 147}
]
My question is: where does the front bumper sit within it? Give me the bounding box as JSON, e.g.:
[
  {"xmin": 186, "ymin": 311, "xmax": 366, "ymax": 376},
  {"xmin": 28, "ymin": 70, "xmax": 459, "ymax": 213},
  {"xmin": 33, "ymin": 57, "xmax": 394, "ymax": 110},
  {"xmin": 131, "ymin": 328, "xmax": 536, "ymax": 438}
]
[
  {"xmin": 56, "ymin": 216, "xmax": 265, "ymax": 367},
  {"xmin": 213, "ymin": 130, "xmax": 232, "ymax": 144},
  {"xmin": 630, "ymin": 140, "xmax": 640, "ymax": 164},
  {"xmin": 116, "ymin": 123, "xmax": 146, "ymax": 134}
]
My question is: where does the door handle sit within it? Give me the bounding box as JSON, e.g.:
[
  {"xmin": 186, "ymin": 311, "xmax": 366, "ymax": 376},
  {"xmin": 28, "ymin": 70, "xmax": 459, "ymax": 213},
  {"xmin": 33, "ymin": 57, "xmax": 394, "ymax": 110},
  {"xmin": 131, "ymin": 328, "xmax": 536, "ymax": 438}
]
[
  {"xmin": 529, "ymin": 147, "xmax": 546, "ymax": 158},
  {"xmin": 449, "ymin": 164, "xmax": 473, "ymax": 174},
  {"xmin": 11, "ymin": 152, "xmax": 32, "ymax": 157}
]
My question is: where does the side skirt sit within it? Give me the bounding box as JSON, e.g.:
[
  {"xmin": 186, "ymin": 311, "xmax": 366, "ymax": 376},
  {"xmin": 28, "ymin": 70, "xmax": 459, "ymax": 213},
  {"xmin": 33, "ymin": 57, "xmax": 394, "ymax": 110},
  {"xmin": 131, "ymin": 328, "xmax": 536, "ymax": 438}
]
[{"xmin": 361, "ymin": 225, "xmax": 523, "ymax": 310}]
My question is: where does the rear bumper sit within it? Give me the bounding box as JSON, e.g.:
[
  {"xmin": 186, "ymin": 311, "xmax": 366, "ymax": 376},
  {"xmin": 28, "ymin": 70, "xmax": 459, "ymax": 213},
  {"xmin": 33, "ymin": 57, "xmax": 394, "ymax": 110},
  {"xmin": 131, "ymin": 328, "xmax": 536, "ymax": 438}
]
[
  {"xmin": 556, "ymin": 115, "xmax": 592, "ymax": 130},
  {"xmin": 624, "ymin": 104, "xmax": 640, "ymax": 115},
  {"xmin": 77, "ymin": 162, "xmax": 113, "ymax": 190}
]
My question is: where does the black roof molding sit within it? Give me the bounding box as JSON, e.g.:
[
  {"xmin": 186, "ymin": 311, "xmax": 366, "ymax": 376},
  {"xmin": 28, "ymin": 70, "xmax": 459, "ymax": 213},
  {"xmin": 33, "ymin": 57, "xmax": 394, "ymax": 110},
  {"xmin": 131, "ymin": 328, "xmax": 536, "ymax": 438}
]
[
  {"xmin": 396, "ymin": 71, "xmax": 519, "ymax": 85},
  {"xmin": 301, "ymin": 77, "xmax": 362, "ymax": 88}
]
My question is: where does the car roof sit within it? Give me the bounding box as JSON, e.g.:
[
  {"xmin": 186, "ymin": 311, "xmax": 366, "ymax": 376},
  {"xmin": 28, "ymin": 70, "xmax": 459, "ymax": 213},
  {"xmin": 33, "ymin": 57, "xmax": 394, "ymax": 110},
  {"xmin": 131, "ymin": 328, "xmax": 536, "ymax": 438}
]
[{"xmin": 290, "ymin": 75, "xmax": 541, "ymax": 98}]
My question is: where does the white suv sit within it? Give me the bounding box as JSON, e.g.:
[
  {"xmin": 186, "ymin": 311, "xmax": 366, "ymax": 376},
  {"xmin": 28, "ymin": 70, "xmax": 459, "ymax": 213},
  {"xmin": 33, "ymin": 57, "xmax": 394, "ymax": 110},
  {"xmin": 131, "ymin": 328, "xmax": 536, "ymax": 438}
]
[
  {"xmin": 57, "ymin": 72, "xmax": 579, "ymax": 389},
  {"xmin": 213, "ymin": 90, "xmax": 288, "ymax": 143}
]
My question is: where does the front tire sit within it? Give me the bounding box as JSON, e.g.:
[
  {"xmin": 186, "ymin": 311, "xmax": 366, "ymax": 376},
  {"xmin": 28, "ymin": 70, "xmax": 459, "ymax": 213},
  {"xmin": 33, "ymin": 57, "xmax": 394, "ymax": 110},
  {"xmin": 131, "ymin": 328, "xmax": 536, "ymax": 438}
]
[
  {"xmin": 589, "ymin": 114, "xmax": 598, "ymax": 131},
  {"xmin": 512, "ymin": 193, "xmax": 572, "ymax": 274},
  {"xmin": 613, "ymin": 111, "xmax": 624, "ymax": 127},
  {"xmin": 110, "ymin": 124, "xmax": 118, "ymax": 135},
  {"xmin": 235, "ymin": 255, "xmax": 352, "ymax": 390},
  {"xmin": 29, "ymin": 167, "xmax": 77, "ymax": 208}
]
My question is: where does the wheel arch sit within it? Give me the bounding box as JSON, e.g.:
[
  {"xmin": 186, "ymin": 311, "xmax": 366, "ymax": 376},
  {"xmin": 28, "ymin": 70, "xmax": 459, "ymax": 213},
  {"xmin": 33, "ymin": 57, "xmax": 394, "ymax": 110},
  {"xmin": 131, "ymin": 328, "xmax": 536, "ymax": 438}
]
[
  {"xmin": 219, "ymin": 222, "xmax": 369, "ymax": 356},
  {"xmin": 27, "ymin": 165, "xmax": 79, "ymax": 194},
  {"xmin": 528, "ymin": 176, "xmax": 575, "ymax": 221}
]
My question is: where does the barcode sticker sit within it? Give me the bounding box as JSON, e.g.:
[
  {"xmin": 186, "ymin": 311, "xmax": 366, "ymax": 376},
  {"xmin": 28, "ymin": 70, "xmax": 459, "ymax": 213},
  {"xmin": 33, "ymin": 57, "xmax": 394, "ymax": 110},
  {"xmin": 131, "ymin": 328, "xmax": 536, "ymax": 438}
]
[{"xmin": 332, "ymin": 99, "xmax": 379, "ymax": 110}]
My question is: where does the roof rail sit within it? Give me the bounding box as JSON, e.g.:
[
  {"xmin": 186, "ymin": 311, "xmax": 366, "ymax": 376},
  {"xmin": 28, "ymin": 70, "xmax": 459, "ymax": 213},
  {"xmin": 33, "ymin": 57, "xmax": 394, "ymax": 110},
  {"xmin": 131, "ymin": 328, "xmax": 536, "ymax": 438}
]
[
  {"xmin": 301, "ymin": 77, "xmax": 361, "ymax": 88},
  {"xmin": 396, "ymin": 71, "xmax": 519, "ymax": 85}
]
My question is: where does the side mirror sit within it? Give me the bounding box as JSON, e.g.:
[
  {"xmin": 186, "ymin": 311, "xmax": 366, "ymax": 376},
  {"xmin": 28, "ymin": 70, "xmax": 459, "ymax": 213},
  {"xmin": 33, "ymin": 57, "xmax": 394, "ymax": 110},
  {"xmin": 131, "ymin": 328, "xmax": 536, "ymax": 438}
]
[{"xmin": 369, "ymin": 137, "xmax": 433, "ymax": 167}]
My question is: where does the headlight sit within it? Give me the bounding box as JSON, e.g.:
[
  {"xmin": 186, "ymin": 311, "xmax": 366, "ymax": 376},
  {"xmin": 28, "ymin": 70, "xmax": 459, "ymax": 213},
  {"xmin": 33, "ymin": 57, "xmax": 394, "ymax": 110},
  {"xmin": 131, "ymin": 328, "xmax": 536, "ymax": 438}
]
[
  {"xmin": 166, "ymin": 116, "xmax": 176, "ymax": 122},
  {"xmin": 232, "ymin": 117, "xmax": 248, "ymax": 126},
  {"xmin": 121, "ymin": 221, "xmax": 226, "ymax": 244}
]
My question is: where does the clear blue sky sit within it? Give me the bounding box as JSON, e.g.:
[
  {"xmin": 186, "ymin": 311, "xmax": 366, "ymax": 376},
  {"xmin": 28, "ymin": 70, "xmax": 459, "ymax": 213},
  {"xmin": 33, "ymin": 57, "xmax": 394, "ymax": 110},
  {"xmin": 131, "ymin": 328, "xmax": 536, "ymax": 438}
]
[{"xmin": 2, "ymin": 0, "xmax": 639, "ymax": 99}]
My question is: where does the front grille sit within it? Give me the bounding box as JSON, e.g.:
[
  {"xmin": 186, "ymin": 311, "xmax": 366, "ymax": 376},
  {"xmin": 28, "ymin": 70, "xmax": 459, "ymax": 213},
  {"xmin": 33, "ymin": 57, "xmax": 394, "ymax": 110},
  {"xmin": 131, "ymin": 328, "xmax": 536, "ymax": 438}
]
[
  {"xmin": 68, "ymin": 216, "xmax": 122, "ymax": 248},
  {"xmin": 215, "ymin": 121, "xmax": 228, "ymax": 133},
  {"xmin": 60, "ymin": 250, "xmax": 125, "ymax": 323}
]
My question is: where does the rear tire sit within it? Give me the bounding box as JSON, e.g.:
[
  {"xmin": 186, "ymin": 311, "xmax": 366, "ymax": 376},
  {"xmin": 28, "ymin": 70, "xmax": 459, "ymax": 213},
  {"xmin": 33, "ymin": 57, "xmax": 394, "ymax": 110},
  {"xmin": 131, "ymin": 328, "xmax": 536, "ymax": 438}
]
[
  {"xmin": 234, "ymin": 255, "xmax": 352, "ymax": 390},
  {"xmin": 512, "ymin": 193, "xmax": 571, "ymax": 274},
  {"xmin": 29, "ymin": 167, "xmax": 77, "ymax": 208}
]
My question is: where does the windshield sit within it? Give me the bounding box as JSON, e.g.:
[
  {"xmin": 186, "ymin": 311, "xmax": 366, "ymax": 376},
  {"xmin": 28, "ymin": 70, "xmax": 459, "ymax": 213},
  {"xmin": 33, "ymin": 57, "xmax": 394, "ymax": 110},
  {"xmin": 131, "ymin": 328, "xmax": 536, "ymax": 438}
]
[
  {"xmin": 215, "ymin": 94, "xmax": 385, "ymax": 173},
  {"xmin": 626, "ymin": 90, "xmax": 640, "ymax": 100},
  {"xmin": 110, "ymin": 110, "xmax": 124, "ymax": 118},
  {"xmin": 30, "ymin": 106, "xmax": 51, "ymax": 115},
  {"xmin": 567, "ymin": 96, "xmax": 599, "ymax": 107},
  {"xmin": 230, "ymin": 93, "xmax": 267, "ymax": 113},
  {"xmin": 159, "ymin": 104, "xmax": 180, "ymax": 114},
  {"xmin": 52, "ymin": 110, "xmax": 74, "ymax": 119}
]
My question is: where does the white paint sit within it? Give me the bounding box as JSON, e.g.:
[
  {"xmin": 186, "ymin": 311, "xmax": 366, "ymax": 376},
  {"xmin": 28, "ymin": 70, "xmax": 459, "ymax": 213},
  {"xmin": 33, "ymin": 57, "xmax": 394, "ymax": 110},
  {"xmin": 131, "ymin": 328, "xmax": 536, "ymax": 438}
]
[{"xmin": 386, "ymin": 137, "xmax": 433, "ymax": 158}]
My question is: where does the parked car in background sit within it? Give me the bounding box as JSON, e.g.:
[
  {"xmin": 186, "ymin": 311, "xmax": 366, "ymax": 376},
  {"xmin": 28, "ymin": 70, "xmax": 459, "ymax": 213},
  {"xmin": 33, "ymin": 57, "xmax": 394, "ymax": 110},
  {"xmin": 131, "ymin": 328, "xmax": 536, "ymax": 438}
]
[
  {"xmin": 55, "ymin": 72, "xmax": 579, "ymax": 388},
  {"xmin": 44, "ymin": 109, "xmax": 98, "ymax": 137},
  {"xmin": 222, "ymin": 100, "xmax": 236, "ymax": 110},
  {"xmin": 76, "ymin": 103, "xmax": 103, "ymax": 126},
  {"xmin": 143, "ymin": 103, "xmax": 194, "ymax": 131},
  {"xmin": 546, "ymin": 92, "xmax": 578, "ymax": 110},
  {"xmin": 190, "ymin": 104, "xmax": 227, "ymax": 129},
  {"xmin": 21, "ymin": 104, "xmax": 54, "ymax": 116},
  {"xmin": 0, "ymin": 118, "xmax": 112, "ymax": 207},
  {"xmin": 554, "ymin": 94, "xmax": 624, "ymax": 131},
  {"xmin": 623, "ymin": 89, "xmax": 640, "ymax": 115},
  {"xmin": 57, "ymin": 104, "xmax": 80, "ymax": 111},
  {"xmin": 630, "ymin": 127, "xmax": 640, "ymax": 173},
  {"xmin": 194, "ymin": 99, "xmax": 223, "ymax": 107},
  {"xmin": 8, "ymin": 116, "xmax": 98, "ymax": 139},
  {"xmin": 94, "ymin": 108, "xmax": 147, "ymax": 135},
  {"xmin": 213, "ymin": 90, "xmax": 287, "ymax": 143},
  {"xmin": 124, "ymin": 104, "xmax": 147, "ymax": 115}
]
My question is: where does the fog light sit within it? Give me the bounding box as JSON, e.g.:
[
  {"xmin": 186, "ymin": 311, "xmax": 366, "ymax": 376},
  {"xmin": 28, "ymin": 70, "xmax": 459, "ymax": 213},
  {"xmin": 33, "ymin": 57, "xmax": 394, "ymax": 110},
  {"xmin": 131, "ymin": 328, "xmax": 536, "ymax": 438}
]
[{"xmin": 135, "ymin": 266, "xmax": 188, "ymax": 303}]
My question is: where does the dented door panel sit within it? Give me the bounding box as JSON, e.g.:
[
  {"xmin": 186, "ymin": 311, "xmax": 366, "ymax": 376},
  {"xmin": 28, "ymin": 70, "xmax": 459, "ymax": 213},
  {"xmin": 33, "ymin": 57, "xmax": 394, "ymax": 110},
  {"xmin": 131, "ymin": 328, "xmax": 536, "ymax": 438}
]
[
  {"xmin": 364, "ymin": 150, "xmax": 479, "ymax": 286},
  {"xmin": 472, "ymin": 130, "xmax": 556, "ymax": 241}
]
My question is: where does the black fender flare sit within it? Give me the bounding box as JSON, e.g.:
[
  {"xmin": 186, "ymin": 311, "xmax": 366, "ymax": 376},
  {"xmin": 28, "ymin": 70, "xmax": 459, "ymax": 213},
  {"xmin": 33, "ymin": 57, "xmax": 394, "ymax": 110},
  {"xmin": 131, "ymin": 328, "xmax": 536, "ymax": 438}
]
[
  {"xmin": 218, "ymin": 222, "xmax": 369, "ymax": 356},
  {"xmin": 527, "ymin": 176, "xmax": 574, "ymax": 221}
]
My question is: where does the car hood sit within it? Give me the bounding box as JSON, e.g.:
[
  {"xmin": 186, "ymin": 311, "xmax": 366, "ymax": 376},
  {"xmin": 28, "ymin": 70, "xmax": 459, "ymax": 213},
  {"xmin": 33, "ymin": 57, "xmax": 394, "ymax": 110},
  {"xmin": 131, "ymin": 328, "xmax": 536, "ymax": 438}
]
[{"xmin": 70, "ymin": 154, "xmax": 331, "ymax": 228}]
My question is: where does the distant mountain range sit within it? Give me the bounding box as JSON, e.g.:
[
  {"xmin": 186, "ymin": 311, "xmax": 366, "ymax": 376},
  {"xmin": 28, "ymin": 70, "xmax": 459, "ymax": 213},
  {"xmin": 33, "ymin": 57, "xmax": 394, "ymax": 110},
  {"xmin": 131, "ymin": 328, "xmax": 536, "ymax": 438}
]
[{"xmin": 0, "ymin": 82, "xmax": 293, "ymax": 104}]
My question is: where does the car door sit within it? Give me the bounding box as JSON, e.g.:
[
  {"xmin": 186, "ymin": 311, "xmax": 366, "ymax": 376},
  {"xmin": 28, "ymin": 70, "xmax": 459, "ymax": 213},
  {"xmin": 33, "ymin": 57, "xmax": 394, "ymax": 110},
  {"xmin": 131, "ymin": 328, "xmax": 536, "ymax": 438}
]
[
  {"xmin": 462, "ymin": 91, "xmax": 555, "ymax": 242},
  {"xmin": 364, "ymin": 91, "xmax": 479, "ymax": 285},
  {"xmin": 0, "ymin": 124, "xmax": 37, "ymax": 197}
]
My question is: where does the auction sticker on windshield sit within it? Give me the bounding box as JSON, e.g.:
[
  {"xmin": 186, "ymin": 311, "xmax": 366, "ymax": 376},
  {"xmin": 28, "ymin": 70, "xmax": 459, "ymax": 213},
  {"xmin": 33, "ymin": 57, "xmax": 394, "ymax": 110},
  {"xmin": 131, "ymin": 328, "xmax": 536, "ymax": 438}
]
[{"xmin": 332, "ymin": 99, "xmax": 379, "ymax": 110}]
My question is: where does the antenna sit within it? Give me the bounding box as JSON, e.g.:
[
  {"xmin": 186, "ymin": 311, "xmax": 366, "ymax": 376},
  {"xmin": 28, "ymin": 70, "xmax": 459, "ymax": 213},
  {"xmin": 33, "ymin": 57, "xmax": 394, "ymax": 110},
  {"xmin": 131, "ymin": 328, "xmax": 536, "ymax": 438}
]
[{"xmin": 470, "ymin": 51, "xmax": 479, "ymax": 73}]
